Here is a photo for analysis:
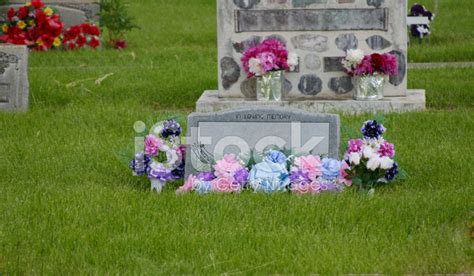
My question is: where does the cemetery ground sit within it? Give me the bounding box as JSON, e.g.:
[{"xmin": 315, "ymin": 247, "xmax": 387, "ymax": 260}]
[{"xmin": 0, "ymin": 0, "xmax": 473, "ymax": 274}]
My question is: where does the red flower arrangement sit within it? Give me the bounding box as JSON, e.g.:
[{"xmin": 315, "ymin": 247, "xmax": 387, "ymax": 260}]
[
  {"xmin": 0, "ymin": 0, "xmax": 64, "ymax": 51},
  {"xmin": 1, "ymin": 0, "xmax": 101, "ymax": 51},
  {"xmin": 342, "ymin": 49, "xmax": 398, "ymax": 77},
  {"xmin": 63, "ymin": 23, "xmax": 101, "ymax": 50}
]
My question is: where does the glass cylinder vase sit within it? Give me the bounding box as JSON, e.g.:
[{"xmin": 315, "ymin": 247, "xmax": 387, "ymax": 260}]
[
  {"xmin": 354, "ymin": 75, "xmax": 387, "ymax": 101},
  {"xmin": 256, "ymin": 70, "xmax": 284, "ymax": 101}
]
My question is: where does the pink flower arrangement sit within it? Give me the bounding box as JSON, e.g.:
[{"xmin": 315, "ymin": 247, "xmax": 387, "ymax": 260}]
[
  {"xmin": 292, "ymin": 155, "xmax": 322, "ymax": 181},
  {"xmin": 213, "ymin": 154, "xmax": 244, "ymax": 177},
  {"xmin": 348, "ymin": 139, "xmax": 364, "ymax": 153},
  {"xmin": 342, "ymin": 49, "xmax": 398, "ymax": 77},
  {"xmin": 378, "ymin": 141, "xmax": 395, "ymax": 158},
  {"xmin": 178, "ymin": 154, "xmax": 248, "ymax": 194},
  {"xmin": 241, "ymin": 38, "xmax": 298, "ymax": 78}
]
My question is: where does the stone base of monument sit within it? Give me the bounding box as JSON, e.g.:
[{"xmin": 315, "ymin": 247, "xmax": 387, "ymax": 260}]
[{"xmin": 196, "ymin": 90, "xmax": 426, "ymax": 115}]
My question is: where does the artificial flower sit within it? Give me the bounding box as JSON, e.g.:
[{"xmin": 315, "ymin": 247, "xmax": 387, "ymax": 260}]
[
  {"xmin": 44, "ymin": 7, "xmax": 54, "ymax": 17},
  {"xmin": 379, "ymin": 156, "xmax": 395, "ymax": 170},
  {"xmin": 287, "ymin": 52, "xmax": 299, "ymax": 71},
  {"xmin": 249, "ymin": 156, "xmax": 290, "ymax": 193},
  {"xmin": 130, "ymin": 153, "xmax": 151, "ymax": 176},
  {"xmin": 378, "ymin": 141, "xmax": 395, "ymax": 158},
  {"xmin": 361, "ymin": 120, "xmax": 386, "ymax": 140},
  {"xmin": 144, "ymin": 135, "xmax": 163, "ymax": 156},
  {"xmin": 348, "ymin": 138, "xmax": 364, "ymax": 153},
  {"xmin": 385, "ymin": 162, "xmax": 399, "ymax": 181},
  {"xmin": 264, "ymin": 150, "xmax": 287, "ymax": 166},
  {"xmin": 53, "ymin": 37, "xmax": 61, "ymax": 47},
  {"xmin": 213, "ymin": 154, "xmax": 243, "ymax": 177},
  {"xmin": 348, "ymin": 152, "xmax": 361, "ymax": 165},
  {"xmin": 366, "ymin": 156, "xmax": 381, "ymax": 171},
  {"xmin": 293, "ymin": 155, "xmax": 322, "ymax": 181},
  {"xmin": 321, "ymin": 158, "xmax": 342, "ymax": 179},
  {"xmin": 176, "ymin": 175, "xmax": 196, "ymax": 194},
  {"xmin": 17, "ymin": 21, "xmax": 27, "ymax": 30},
  {"xmin": 248, "ymin": 57, "xmax": 263, "ymax": 76}
]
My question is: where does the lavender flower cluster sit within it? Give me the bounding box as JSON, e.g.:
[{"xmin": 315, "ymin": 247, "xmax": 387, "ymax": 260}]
[
  {"xmin": 409, "ymin": 4, "xmax": 435, "ymax": 39},
  {"xmin": 130, "ymin": 119, "xmax": 185, "ymax": 184}
]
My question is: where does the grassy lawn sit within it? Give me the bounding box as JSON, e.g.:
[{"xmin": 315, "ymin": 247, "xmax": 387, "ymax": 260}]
[{"xmin": 0, "ymin": 0, "xmax": 473, "ymax": 274}]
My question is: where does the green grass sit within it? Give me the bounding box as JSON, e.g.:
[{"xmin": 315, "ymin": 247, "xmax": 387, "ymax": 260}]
[
  {"xmin": 0, "ymin": 0, "xmax": 473, "ymax": 274},
  {"xmin": 407, "ymin": 0, "xmax": 474, "ymax": 62}
]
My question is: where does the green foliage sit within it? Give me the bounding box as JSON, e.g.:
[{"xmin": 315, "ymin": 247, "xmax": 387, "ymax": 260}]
[{"xmin": 99, "ymin": 0, "xmax": 139, "ymax": 48}]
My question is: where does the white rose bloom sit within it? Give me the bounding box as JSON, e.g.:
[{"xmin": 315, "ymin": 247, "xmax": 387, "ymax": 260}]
[
  {"xmin": 363, "ymin": 146, "xmax": 375, "ymax": 159},
  {"xmin": 249, "ymin": 58, "xmax": 263, "ymax": 76},
  {"xmin": 346, "ymin": 49, "xmax": 364, "ymax": 64},
  {"xmin": 367, "ymin": 156, "xmax": 381, "ymax": 171},
  {"xmin": 287, "ymin": 52, "xmax": 299, "ymax": 71},
  {"xmin": 380, "ymin": 156, "xmax": 395, "ymax": 170},
  {"xmin": 349, "ymin": 152, "xmax": 361, "ymax": 165}
]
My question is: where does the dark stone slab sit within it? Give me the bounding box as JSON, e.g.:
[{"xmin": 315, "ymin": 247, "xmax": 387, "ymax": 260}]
[
  {"xmin": 241, "ymin": 76, "xmax": 292, "ymax": 98},
  {"xmin": 291, "ymin": 34, "xmax": 328, "ymax": 52},
  {"xmin": 323, "ymin": 57, "xmax": 345, "ymax": 72},
  {"xmin": 240, "ymin": 78, "xmax": 257, "ymax": 98},
  {"xmin": 366, "ymin": 35, "xmax": 391, "ymax": 50},
  {"xmin": 185, "ymin": 107, "xmax": 340, "ymax": 176},
  {"xmin": 233, "ymin": 0, "xmax": 260, "ymax": 9},
  {"xmin": 292, "ymin": 0, "xmax": 328, "ymax": 7},
  {"xmin": 298, "ymin": 74, "xmax": 322, "ymax": 95},
  {"xmin": 335, "ymin": 33, "xmax": 358, "ymax": 52},
  {"xmin": 389, "ymin": 50, "xmax": 406, "ymax": 86},
  {"xmin": 367, "ymin": 0, "xmax": 384, "ymax": 8},
  {"xmin": 220, "ymin": 57, "xmax": 241, "ymax": 90},
  {"xmin": 233, "ymin": 36, "xmax": 262, "ymax": 53},
  {"xmin": 328, "ymin": 76, "xmax": 353, "ymax": 94},
  {"xmin": 284, "ymin": 78, "xmax": 293, "ymax": 95},
  {"xmin": 235, "ymin": 8, "xmax": 388, "ymax": 32}
]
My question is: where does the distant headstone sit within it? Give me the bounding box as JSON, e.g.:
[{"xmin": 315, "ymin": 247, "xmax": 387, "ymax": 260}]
[
  {"xmin": 217, "ymin": 0, "xmax": 407, "ymax": 99},
  {"xmin": 185, "ymin": 107, "xmax": 340, "ymax": 175},
  {"xmin": 0, "ymin": 0, "xmax": 100, "ymax": 28},
  {"xmin": 0, "ymin": 45, "xmax": 28, "ymax": 112}
]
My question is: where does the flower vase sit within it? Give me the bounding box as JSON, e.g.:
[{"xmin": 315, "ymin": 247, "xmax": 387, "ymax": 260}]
[
  {"xmin": 256, "ymin": 70, "xmax": 284, "ymax": 101},
  {"xmin": 354, "ymin": 75, "xmax": 387, "ymax": 100},
  {"xmin": 150, "ymin": 179, "xmax": 165, "ymax": 194}
]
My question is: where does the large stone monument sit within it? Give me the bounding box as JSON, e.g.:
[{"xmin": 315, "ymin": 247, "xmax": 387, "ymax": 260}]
[
  {"xmin": 196, "ymin": 0, "xmax": 426, "ymax": 114},
  {"xmin": 0, "ymin": 45, "xmax": 28, "ymax": 112},
  {"xmin": 0, "ymin": 0, "xmax": 100, "ymax": 28}
]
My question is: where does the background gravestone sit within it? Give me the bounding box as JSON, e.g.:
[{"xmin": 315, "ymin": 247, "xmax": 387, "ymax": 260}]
[
  {"xmin": 185, "ymin": 107, "xmax": 340, "ymax": 176},
  {"xmin": 0, "ymin": 44, "xmax": 28, "ymax": 112},
  {"xmin": 218, "ymin": 0, "xmax": 407, "ymax": 99},
  {"xmin": 0, "ymin": 0, "xmax": 100, "ymax": 28}
]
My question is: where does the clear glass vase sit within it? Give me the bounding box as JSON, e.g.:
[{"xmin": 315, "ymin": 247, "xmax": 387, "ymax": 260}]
[
  {"xmin": 256, "ymin": 70, "xmax": 284, "ymax": 101},
  {"xmin": 354, "ymin": 75, "xmax": 387, "ymax": 101}
]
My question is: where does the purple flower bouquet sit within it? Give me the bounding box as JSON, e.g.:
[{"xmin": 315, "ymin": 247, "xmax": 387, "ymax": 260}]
[{"xmin": 130, "ymin": 119, "xmax": 185, "ymax": 193}]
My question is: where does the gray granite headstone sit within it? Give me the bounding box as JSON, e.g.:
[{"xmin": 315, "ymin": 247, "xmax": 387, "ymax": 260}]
[
  {"xmin": 0, "ymin": 45, "xmax": 28, "ymax": 112},
  {"xmin": 185, "ymin": 107, "xmax": 340, "ymax": 175},
  {"xmin": 0, "ymin": 0, "xmax": 100, "ymax": 28}
]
